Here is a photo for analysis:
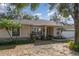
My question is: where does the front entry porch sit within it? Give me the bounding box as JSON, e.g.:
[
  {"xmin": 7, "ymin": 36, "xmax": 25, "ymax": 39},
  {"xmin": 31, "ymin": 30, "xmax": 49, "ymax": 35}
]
[{"xmin": 31, "ymin": 26, "xmax": 56, "ymax": 40}]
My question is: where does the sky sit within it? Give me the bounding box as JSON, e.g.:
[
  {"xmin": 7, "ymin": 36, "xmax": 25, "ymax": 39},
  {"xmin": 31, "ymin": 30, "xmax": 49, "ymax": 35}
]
[
  {"xmin": 21, "ymin": 3, "xmax": 50, "ymax": 20},
  {"xmin": 0, "ymin": 3, "xmax": 74, "ymax": 24},
  {"xmin": 0, "ymin": 4, "xmax": 7, "ymax": 13},
  {"xmin": 22, "ymin": 3, "xmax": 74, "ymax": 24}
]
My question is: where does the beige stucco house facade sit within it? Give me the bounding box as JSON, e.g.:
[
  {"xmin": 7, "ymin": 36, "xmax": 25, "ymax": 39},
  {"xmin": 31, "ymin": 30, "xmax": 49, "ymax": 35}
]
[{"xmin": 0, "ymin": 20, "xmax": 63, "ymax": 39}]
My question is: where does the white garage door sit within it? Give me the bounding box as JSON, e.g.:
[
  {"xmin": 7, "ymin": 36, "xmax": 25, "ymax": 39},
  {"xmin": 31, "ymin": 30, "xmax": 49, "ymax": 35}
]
[{"xmin": 62, "ymin": 31, "xmax": 75, "ymax": 38}]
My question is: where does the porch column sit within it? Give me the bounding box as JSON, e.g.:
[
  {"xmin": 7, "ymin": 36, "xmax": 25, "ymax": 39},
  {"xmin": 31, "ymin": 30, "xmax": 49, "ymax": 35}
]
[{"xmin": 45, "ymin": 26, "xmax": 47, "ymax": 38}]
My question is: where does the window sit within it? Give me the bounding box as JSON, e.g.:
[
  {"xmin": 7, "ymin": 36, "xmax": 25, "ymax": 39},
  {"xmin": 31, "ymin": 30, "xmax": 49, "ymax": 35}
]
[
  {"xmin": 32, "ymin": 27, "xmax": 37, "ymax": 32},
  {"xmin": 12, "ymin": 28, "xmax": 20, "ymax": 36},
  {"xmin": 32, "ymin": 27, "xmax": 41, "ymax": 33}
]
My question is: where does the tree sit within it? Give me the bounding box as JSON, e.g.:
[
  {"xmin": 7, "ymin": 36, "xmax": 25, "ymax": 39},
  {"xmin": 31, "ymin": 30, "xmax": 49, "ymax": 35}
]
[
  {"xmin": 11, "ymin": 3, "xmax": 40, "ymax": 20},
  {"xmin": 0, "ymin": 3, "xmax": 40, "ymax": 19},
  {"xmin": 50, "ymin": 12, "xmax": 59, "ymax": 23},
  {"xmin": 10, "ymin": 3, "xmax": 40, "ymax": 14},
  {"xmin": 23, "ymin": 14, "xmax": 34, "ymax": 20},
  {"xmin": 0, "ymin": 19, "xmax": 21, "ymax": 40},
  {"xmin": 49, "ymin": 3, "xmax": 79, "ymax": 44},
  {"xmin": 0, "ymin": 3, "xmax": 40, "ymax": 40},
  {"xmin": 34, "ymin": 15, "xmax": 39, "ymax": 20},
  {"xmin": 74, "ymin": 4, "xmax": 79, "ymax": 44},
  {"xmin": 10, "ymin": 3, "xmax": 39, "ymax": 12}
]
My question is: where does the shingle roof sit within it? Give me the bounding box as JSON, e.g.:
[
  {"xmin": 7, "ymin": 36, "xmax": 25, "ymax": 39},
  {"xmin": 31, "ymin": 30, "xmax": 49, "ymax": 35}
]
[{"xmin": 14, "ymin": 19, "xmax": 63, "ymax": 26}]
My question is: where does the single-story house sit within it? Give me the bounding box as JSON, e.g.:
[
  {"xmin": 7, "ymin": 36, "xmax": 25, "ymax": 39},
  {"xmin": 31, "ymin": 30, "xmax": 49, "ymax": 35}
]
[{"xmin": 0, "ymin": 20, "xmax": 63, "ymax": 39}]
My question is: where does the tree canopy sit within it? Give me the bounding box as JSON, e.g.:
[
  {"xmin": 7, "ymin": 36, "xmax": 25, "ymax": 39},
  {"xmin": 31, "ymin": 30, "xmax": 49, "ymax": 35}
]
[
  {"xmin": 0, "ymin": 19, "xmax": 21, "ymax": 30},
  {"xmin": 0, "ymin": 3, "xmax": 40, "ymax": 20}
]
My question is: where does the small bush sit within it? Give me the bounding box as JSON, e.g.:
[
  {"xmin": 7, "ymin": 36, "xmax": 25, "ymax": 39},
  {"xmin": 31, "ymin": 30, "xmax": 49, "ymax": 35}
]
[
  {"xmin": 46, "ymin": 35, "xmax": 52, "ymax": 40},
  {"xmin": 53, "ymin": 36, "xmax": 66, "ymax": 39},
  {"xmin": 32, "ymin": 38, "xmax": 36, "ymax": 42},
  {"xmin": 74, "ymin": 44, "xmax": 79, "ymax": 51},
  {"xmin": 31, "ymin": 36, "xmax": 36, "ymax": 42},
  {"xmin": 68, "ymin": 41, "xmax": 75, "ymax": 49},
  {"xmin": 65, "ymin": 40, "xmax": 72, "ymax": 43},
  {"xmin": 68, "ymin": 41, "xmax": 79, "ymax": 52}
]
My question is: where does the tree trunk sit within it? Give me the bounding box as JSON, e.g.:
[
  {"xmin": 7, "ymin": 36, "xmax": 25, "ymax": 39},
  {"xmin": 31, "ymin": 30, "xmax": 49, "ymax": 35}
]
[
  {"xmin": 74, "ymin": 3, "xmax": 79, "ymax": 44},
  {"xmin": 6, "ymin": 29, "xmax": 13, "ymax": 41}
]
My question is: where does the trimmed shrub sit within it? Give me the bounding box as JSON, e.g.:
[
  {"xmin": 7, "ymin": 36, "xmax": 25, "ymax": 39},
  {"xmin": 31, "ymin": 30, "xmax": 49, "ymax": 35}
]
[
  {"xmin": 68, "ymin": 41, "xmax": 79, "ymax": 52},
  {"xmin": 0, "ymin": 39, "xmax": 33, "ymax": 45}
]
